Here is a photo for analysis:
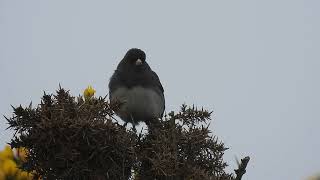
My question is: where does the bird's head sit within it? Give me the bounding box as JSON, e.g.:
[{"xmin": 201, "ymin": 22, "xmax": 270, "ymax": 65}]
[{"xmin": 118, "ymin": 48, "xmax": 149, "ymax": 72}]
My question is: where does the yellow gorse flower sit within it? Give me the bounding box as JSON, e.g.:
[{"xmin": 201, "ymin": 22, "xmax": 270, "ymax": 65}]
[
  {"xmin": 0, "ymin": 146, "xmax": 35, "ymax": 180},
  {"xmin": 83, "ymin": 85, "xmax": 96, "ymax": 99},
  {"xmin": 0, "ymin": 170, "xmax": 5, "ymax": 180},
  {"xmin": 19, "ymin": 171, "xmax": 33, "ymax": 179},
  {"xmin": 0, "ymin": 145, "xmax": 13, "ymax": 160},
  {"xmin": 1, "ymin": 159, "xmax": 17, "ymax": 175}
]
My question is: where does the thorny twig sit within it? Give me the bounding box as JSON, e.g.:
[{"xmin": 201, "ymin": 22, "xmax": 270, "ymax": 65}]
[{"xmin": 234, "ymin": 156, "xmax": 250, "ymax": 180}]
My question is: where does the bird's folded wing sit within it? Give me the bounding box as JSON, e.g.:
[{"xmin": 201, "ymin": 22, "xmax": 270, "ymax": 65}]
[{"xmin": 151, "ymin": 71, "xmax": 164, "ymax": 93}]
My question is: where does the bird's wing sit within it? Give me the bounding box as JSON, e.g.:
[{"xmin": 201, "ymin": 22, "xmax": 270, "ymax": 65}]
[
  {"xmin": 151, "ymin": 71, "xmax": 165, "ymax": 117},
  {"xmin": 108, "ymin": 70, "xmax": 122, "ymax": 96},
  {"xmin": 151, "ymin": 71, "xmax": 164, "ymax": 93}
]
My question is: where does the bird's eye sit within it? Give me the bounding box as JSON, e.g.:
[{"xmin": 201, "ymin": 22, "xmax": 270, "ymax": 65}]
[{"xmin": 135, "ymin": 59, "xmax": 143, "ymax": 66}]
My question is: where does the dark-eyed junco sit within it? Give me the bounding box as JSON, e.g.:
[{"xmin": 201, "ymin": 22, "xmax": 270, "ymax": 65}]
[{"xmin": 109, "ymin": 48, "xmax": 165, "ymax": 128}]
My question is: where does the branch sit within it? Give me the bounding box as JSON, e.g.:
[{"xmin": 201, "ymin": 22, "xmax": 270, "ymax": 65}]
[{"xmin": 234, "ymin": 156, "xmax": 250, "ymax": 180}]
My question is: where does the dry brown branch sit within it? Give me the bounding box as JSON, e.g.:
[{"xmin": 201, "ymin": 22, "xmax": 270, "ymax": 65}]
[{"xmin": 235, "ymin": 156, "xmax": 250, "ymax": 180}]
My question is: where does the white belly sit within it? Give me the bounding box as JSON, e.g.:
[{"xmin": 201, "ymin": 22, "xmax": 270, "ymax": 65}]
[{"xmin": 110, "ymin": 86, "xmax": 164, "ymax": 122}]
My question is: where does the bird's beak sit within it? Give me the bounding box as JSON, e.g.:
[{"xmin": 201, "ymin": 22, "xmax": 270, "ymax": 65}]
[{"xmin": 135, "ymin": 59, "xmax": 143, "ymax": 66}]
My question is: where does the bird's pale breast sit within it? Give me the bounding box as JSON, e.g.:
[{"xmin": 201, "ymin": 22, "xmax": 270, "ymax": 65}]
[{"xmin": 111, "ymin": 86, "xmax": 164, "ymax": 123}]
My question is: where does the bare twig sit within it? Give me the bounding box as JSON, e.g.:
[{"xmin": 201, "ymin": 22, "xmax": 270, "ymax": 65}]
[{"xmin": 234, "ymin": 156, "xmax": 250, "ymax": 180}]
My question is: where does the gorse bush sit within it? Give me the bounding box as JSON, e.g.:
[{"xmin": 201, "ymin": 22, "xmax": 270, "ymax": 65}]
[
  {"xmin": 7, "ymin": 87, "xmax": 135, "ymax": 180},
  {"xmin": 5, "ymin": 86, "xmax": 249, "ymax": 180},
  {"xmin": 136, "ymin": 105, "xmax": 232, "ymax": 180}
]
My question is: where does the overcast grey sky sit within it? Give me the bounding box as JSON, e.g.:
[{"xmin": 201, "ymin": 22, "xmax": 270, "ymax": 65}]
[{"xmin": 1, "ymin": 1, "xmax": 319, "ymax": 179}]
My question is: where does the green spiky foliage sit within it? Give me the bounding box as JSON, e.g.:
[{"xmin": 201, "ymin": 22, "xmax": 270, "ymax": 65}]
[
  {"xmin": 5, "ymin": 87, "xmax": 244, "ymax": 180},
  {"xmin": 7, "ymin": 88, "xmax": 136, "ymax": 180},
  {"xmin": 136, "ymin": 105, "xmax": 233, "ymax": 180}
]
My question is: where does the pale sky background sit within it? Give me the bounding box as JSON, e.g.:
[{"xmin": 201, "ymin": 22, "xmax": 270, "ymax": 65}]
[{"xmin": 0, "ymin": 1, "xmax": 319, "ymax": 180}]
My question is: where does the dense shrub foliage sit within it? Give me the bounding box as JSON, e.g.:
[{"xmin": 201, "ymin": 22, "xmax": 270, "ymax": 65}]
[{"xmin": 5, "ymin": 87, "xmax": 248, "ymax": 180}]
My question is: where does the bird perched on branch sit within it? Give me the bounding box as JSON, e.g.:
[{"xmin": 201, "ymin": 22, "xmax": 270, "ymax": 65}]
[{"xmin": 109, "ymin": 48, "xmax": 165, "ymax": 129}]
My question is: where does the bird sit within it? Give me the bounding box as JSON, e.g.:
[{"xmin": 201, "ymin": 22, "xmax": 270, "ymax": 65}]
[{"xmin": 108, "ymin": 48, "xmax": 165, "ymax": 129}]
